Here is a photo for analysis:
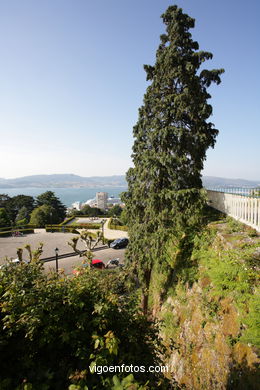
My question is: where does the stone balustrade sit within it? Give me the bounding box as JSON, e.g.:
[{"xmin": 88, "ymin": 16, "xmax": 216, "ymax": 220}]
[{"xmin": 207, "ymin": 190, "xmax": 260, "ymax": 232}]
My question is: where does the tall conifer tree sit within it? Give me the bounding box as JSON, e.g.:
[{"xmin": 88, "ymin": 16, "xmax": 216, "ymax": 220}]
[{"xmin": 123, "ymin": 5, "xmax": 224, "ymax": 313}]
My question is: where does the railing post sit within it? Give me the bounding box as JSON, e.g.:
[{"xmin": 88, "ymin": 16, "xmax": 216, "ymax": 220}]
[{"xmin": 206, "ymin": 188, "xmax": 260, "ymax": 232}]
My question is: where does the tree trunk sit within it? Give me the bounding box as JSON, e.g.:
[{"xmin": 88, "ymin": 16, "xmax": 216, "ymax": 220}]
[{"xmin": 142, "ymin": 268, "xmax": 152, "ymax": 315}]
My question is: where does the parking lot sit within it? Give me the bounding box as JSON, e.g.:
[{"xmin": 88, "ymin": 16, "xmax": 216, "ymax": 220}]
[{"xmin": 0, "ymin": 230, "xmax": 126, "ymax": 275}]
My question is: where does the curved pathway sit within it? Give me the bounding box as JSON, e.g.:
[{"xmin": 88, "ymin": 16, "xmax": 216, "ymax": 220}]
[
  {"xmin": 86, "ymin": 218, "xmax": 128, "ymax": 239},
  {"xmin": 102, "ymin": 218, "xmax": 128, "ymax": 239}
]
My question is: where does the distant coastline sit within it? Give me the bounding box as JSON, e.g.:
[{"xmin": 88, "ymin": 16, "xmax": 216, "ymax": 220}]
[
  {"xmin": 0, "ymin": 174, "xmax": 127, "ymax": 189},
  {"xmin": 0, "ymin": 184, "xmax": 127, "ymax": 189},
  {"xmin": 0, "ymin": 186, "xmax": 127, "ymax": 208},
  {"xmin": 1, "ymin": 174, "xmax": 259, "ymax": 208},
  {"xmin": 0, "ymin": 174, "xmax": 259, "ymax": 190}
]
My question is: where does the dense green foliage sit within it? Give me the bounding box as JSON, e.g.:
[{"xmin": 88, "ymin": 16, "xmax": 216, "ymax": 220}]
[
  {"xmin": 68, "ymin": 205, "xmax": 123, "ymax": 219},
  {"xmin": 107, "ymin": 205, "xmax": 123, "ymax": 217},
  {"xmin": 36, "ymin": 191, "xmax": 66, "ymax": 223},
  {"xmin": 108, "ymin": 218, "xmax": 128, "ymax": 231},
  {"xmin": 157, "ymin": 214, "xmax": 260, "ymax": 389},
  {"xmin": 0, "ymin": 262, "xmax": 168, "ymax": 389},
  {"xmin": 0, "ymin": 192, "xmax": 65, "ymax": 227},
  {"xmin": 0, "ymin": 194, "xmax": 13, "ymax": 221},
  {"xmin": 197, "ymin": 234, "xmax": 260, "ymax": 349},
  {"xmin": 0, "ymin": 207, "xmax": 10, "ymax": 228},
  {"xmin": 29, "ymin": 204, "xmax": 57, "ymax": 227},
  {"xmin": 0, "ymin": 194, "xmax": 35, "ymax": 222},
  {"xmin": 122, "ymin": 5, "xmax": 224, "ymax": 312},
  {"xmin": 10, "ymin": 195, "xmax": 35, "ymax": 220},
  {"xmin": 68, "ymin": 205, "xmax": 105, "ymax": 218},
  {"xmin": 15, "ymin": 205, "xmax": 30, "ymax": 224}
]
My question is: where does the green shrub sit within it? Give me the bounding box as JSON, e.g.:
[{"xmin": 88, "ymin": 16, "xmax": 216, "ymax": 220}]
[
  {"xmin": 45, "ymin": 225, "xmax": 76, "ymax": 233},
  {"xmin": 0, "ymin": 228, "xmax": 34, "ymax": 237},
  {"xmin": 0, "ymin": 262, "xmax": 166, "ymax": 389},
  {"xmin": 60, "ymin": 216, "xmax": 75, "ymax": 225},
  {"xmin": 72, "ymin": 223, "xmax": 101, "ymax": 229},
  {"xmin": 240, "ymin": 287, "xmax": 260, "ymax": 348},
  {"xmin": 225, "ymin": 216, "xmax": 245, "ymax": 233},
  {"xmin": 0, "ymin": 226, "xmax": 13, "ymax": 232},
  {"xmin": 108, "ymin": 218, "xmax": 128, "ymax": 231},
  {"xmin": 0, "ymin": 231, "xmax": 11, "ymax": 237},
  {"xmin": 197, "ymin": 231, "xmax": 260, "ymax": 349}
]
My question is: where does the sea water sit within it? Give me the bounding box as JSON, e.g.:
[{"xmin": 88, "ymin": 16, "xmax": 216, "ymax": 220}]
[{"xmin": 0, "ymin": 187, "xmax": 127, "ymax": 207}]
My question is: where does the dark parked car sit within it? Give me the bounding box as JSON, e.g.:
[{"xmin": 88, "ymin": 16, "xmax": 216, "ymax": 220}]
[{"xmin": 110, "ymin": 238, "xmax": 129, "ymax": 249}]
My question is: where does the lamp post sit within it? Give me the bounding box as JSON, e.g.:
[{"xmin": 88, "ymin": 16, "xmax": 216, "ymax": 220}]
[
  {"xmin": 101, "ymin": 219, "xmax": 105, "ymax": 245},
  {"xmin": 50, "ymin": 212, "xmax": 53, "ymax": 233},
  {"xmin": 55, "ymin": 247, "xmax": 59, "ymax": 272}
]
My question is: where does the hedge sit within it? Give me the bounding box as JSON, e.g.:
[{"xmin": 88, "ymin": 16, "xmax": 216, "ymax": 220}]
[
  {"xmin": 45, "ymin": 226, "xmax": 79, "ymax": 234},
  {"xmin": 45, "ymin": 223, "xmax": 101, "ymax": 232},
  {"xmin": 0, "ymin": 224, "xmax": 36, "ymax": 232},
  {"xmin": 59, "ymin": 216, "xmax": 75, "ymax": 226},
  {"xmin": 109, "ymin": 225, "xmax": 128, "ymax": 231},
  {"xmin": 0, "ymin": 228, "xmax": 35, "ymax": 237},
  {"xmin": 60, "ymin": 216, "xmax": 103, "ymax": 226},
  {"xmin": 70, "ymin": 223, "xmax": 101, "ymax": 229},
  {"xmin": 108, "ymin": 218, "xmax": 128, "ymax": 231}
]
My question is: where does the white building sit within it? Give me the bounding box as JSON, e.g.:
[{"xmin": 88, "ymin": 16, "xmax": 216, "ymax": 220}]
[
  {"xmin": 96, "ymin": 192, "xmax": 108, "ymax": 209},
  {"xmin": 84, "ymin": 198, "xmax": 97, "ymax": 207},
  {"xmin": 71, "ymin": 201, "xmax": 83, "ymax": 210}
]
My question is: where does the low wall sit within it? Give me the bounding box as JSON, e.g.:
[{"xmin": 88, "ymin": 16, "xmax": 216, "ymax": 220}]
[{"xmin": 207, "ymin": 190, "xmax": 260, "ymax": 232}]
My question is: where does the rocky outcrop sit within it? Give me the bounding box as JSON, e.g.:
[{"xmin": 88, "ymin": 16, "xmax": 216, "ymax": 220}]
[
  {"xmin": 160, "ymin": 282, "xmax": 259, "ymax": 389},
  {"xmin": 156, "ymin": 223, "xmax": 260, "ymax": 389}
]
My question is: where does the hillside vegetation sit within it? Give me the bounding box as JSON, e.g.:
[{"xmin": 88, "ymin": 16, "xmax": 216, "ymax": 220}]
[
  {"xmin": 0, "ymin": 263, "xmax": 169, "ymax": 389},
  {"xmin": 152, "ymin": 210, "xmax": 260, "ymax": 389}
]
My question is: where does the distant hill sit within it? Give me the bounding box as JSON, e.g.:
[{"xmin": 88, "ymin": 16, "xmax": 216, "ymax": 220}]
[
  {"xmin": 0, "ymin": 174, "xmax": 127, "ymax": 188},
  {"xmin": 202, "ymin": 176, "xmax": 260, "ymax": 188},
  {"xmin": 0, "ymin": 174, "xmax": 259, "ymax": 189}
]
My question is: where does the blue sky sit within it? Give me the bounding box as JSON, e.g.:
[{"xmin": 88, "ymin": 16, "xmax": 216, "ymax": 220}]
[{"xmin": 0, "ymin": 0, "xmax": 259, "ymax": 180}]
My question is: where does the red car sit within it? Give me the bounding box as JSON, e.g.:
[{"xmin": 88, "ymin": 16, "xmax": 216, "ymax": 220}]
[
  {"xmin": 72, "ymin": 259, "xmax": 105, "ymax": 275},
  {"xmin": 91, "ymin": 259, "xmax": 105, "ymax": 269}
]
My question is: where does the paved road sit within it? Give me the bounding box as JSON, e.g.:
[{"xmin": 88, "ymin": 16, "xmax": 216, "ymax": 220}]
[
  {"xmin": 44, "ymin": 246, "xmax": 126, "ymax": 275},
  {"xmin": 0, "ymin": 231, "xmax": 86, "ymax": 262},
  {"xmin": 103, "ymin": 218, "xmax": 128, "ymax": 239},
  {"xmin": 0, "ymin": 231, "xmax": 126, "ymax": 275}
]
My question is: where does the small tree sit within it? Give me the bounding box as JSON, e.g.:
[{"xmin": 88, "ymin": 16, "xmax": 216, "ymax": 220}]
[
  {"xmin": 15, "ymin": 206, "xmax": 30, "ymax": 225},
  {"xmin": 108, "ymin": 205, "xmax": 123, "ymax": 217},
  {"xmin": 122, "ymin": 5, "xmax": 224, "ymax": 313},
  {"xmin": 80, "ymin": 205, "xmax": 104, "ymax": 217},
  {"xmin": 10, "ymin": 195, "xmax": 35, "ymax": 221},
  {"xmin": 30, "ymin": 205, "xmax": 56, "ymax": 227},
  {"xmin": 36, "ymin": 191, "xmax": 66, "ymax": 223},
  {"xmin": 16, "ymin": 243, "xmax": 44, "ymax": 263},
  {"xmin": 68, "ymin": 230, "xmax": 104, "ymax": 266},
  {"xmin": 0, "ymin": 194, "xmax": 13, "ymax": 221},
  {"xmin": 0, "ymin": 207, "xmax": 11, "ymax": 228}
]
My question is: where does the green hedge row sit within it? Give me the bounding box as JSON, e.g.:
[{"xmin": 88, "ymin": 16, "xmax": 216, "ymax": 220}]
[
  {"xmin": 108, "ymin": 218, "xmax": 128, "ymax": 231},
  {"xmin": 110, "ymin": 225, "xmax": 128, "ymax": 231},
  {"xmin": 45, "ymin": 226, "xmax": 79, "ymax": 234},
  {"xmin": 45, "ymin": 223, "xmax": 101, "ymax": 231},
  {"xmin": 72, "ymin": 215, "xmax": 106, "ymax": 219},
  {"xmin": 59, "ymin": 216, "xmax": 75, "ymax": 226},
  {"xmin": 0, "ymin": 224, "xmax": 36, "ymax": 232},
  {"xmin": 0, "ymin": 228, "xmax": 35, "ymax": 237},
  {"xmin": 70, "ymin": 223, "xmax": 101, "ymax": 229}
]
